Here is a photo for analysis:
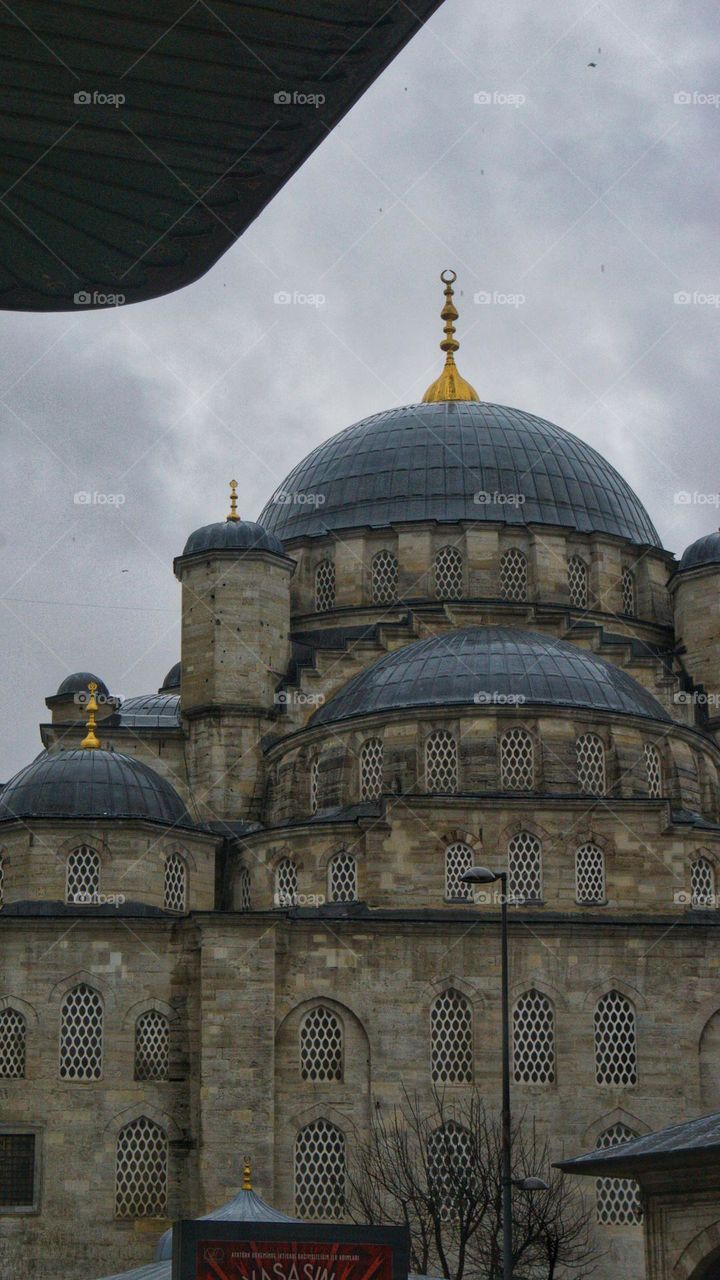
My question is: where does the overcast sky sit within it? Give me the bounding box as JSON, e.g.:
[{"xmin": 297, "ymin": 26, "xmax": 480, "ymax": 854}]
[{"xmin": 0, "ymin": 0, "xmax": 718, "ymax": 780}]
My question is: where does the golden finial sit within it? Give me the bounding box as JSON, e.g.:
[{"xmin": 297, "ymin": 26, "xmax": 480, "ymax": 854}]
[
  {"xmin": 242, "ymin": 1158, "xmax": 252, "ymax": 1191},
  {"xmin": 422, "ymin": 270, "xmax": 480, "ymax": 403},
  {"xmin": 227, "ymin": 479, "xmax": 240, "ymax": 522},
  {"xmin": 80, "ymin": 681, "xmax": 101, "ymax": 750}
]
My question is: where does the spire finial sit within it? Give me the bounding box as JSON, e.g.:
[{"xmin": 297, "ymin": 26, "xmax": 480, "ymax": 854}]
[
  {"xmin": 81, "ymin": 681, "xmax": 101, "ymax": 750},
  {"xmin": 242, "ymin": 1158, "xmax": 252, "ymax": 1191},
  {"xmin": 227, "ymin": 479, "xmax": 240, "ymax": 522},
  {"xmin": 422, "ymin": 270, "xmax": 480, "ymax": 403}
]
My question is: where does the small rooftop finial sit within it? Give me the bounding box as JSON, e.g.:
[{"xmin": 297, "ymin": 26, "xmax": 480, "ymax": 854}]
[
  {"xmin": 242, "ymin": 1158, "xmax": 252, "ymax": 1191},
  {"xmin": 422, "ymin": 269, "xmax": 480, "ymax": 403},
  {"xmin": 227, "ymin": 479, "xmax": 240, "ymax": 522},
  {"xmin": 80, "ymin": 681, "xmax": 101, "ymax": 750}
]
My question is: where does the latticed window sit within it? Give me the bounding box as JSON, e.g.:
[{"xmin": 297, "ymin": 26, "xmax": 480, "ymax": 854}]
[
  {"xmin": 294, "ymin": 1118, "xmax": 346, "ymax": 1219},
  {"xmin": 508, "ymin": 832, "xmax": 542, "ymax": 903},
  {"xmin": 445, "ymin": 842, "xmax": 473, "ymax": 900},
  {"xmin": 164, "ymin": 854, "xmax": 186, "ymax": 912},
  {"xmin": 360, "ymin": 738, "xmax": 383, "ymax": 801},
  {"xmin": 310, "ymin": 757, "xmax": 320, "ymax": 815},
  {"xmin": 576, "ymin": 844, "xmax": 606, "ymax": 905},
  {"xmin": 134, "ymin": 1011, "xmax": 170, "ymax": 1082},
  {"xmin": 644, "ymin": 743, "xmax": 662, "ymax": 798},
  {"xmin": 238, "ymin": 866, "xmax": 252, "ymax": 911},
  {"xmin": 0, "ymin": 1008, "xmax": 26, "ymax": 1078},
  {"xmin": 500, "ymin": 728, "xmax": 534, "ymax": 790},
  {"xmin": 275, "ymin": 858, "xmax": 298, "ymax": 907},
  {"xmin": 500, "ymin": 548, "xmax": 528, "ymax": 601},
  {"xmin": 576, "ymin": 734, "xmax": 606, "ymax": 795},
  {"xmin": 596, "ymin": 1125, "xmax": 642, "ymax": 1225},
  {"xmin": 65, "ymin": 845, "xmax": 100, "ymax": 905},
  {"xmin": 431, "ymin": 989, "xmax": 473, "ymax": 1083},
  {"xmin": 59, "ymin": 984, "xmax": 103, "ymax": 1080},
  {"xmin": 691, "ymin": 856, "xmax": 716, "ymax": 909},
  {"xmin": 371, "ymin": 550, "xmax": 398, "ymax": 605},
  {"xmin": 427, "ymin": 1122, "xmax": 473, "ymax": 1220},
  {"xmin": 568, "ymin": 555, "xmax": 588, "ymax": 608},
  {"xmin": 513, "ymin": 989, "xmax": 555, "ymax": 1083},
  {"xmin": 315, "ymin": 559, "xmax": 335, "ymax": 612},
  {"xmin": 115, "ymin": 1117, "xmax": 168, "ymax": 1218},
  {"xmin": 435, "ymin": 546, "xmax": 463, "ymax": 600},
  {"xmin": 594, "ymin": 990, "xmax": 637, "ymax": 1085},
  {"xmin": 621, "ymin": 567, "xmax": 635, "ymax": 615},
  {"xmin": 328, "ymin": 851, "xmax": 358, "ymax": 903},
  {"xmin": 425, "ymin": 730, "xmax": 459, "ymax": 794},
  {"xmin": 300, "ymin": 1007, "xmax": 343, "ymax": 1081}
]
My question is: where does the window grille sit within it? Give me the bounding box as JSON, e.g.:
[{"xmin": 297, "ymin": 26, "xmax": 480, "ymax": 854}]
[
  {"xmin": 315, "ymin": 560, "xmax": 335, "ymax": 613},
  {"xmin": 427, "ymin": 1122, "xmax": 473, "ymax": 1220},
  {"xmin": 59, "ymin": 984, "xmax": 103, "ymax": 1080},
  {"xmin": 435, "ymin": 546, "xmax": 463, "ymax": 600},
  {"xmin": 576, "ymin": 734, "xmax": 606, "ymax": 795},
  {"xmin": 500, "ymin": 728, "xmax": 534, "ymax": 790},
  {"xmin": 310, "ymin": 757, "xmax": 320, "ymax": 815},
  {"xmin": 568, "ymin": 556, "xmax": 588, "ymax": 608},
  {"xmin": 275, "ymin": 858, "xmax": 298, "ymax": 908},
  {"xmin": 431, "ymin": 989, "xmax": 473, "ymax": 1083},
  {"xmin": 596, "ymin": 1125, "xmax": 642, "ymax": 1225},
  {"xmin": 164, "ymin": 854, "xmax": 186, "ymax": 912},
  {"xmin": 594, "ymin": 991, "xmax": 637, "ymax": 1085},
  {"xmin": 294, "ymin": 1119, "xmax": 346, "ymax": 1219},
  {"xmin": 238, "ymin": 867, "xmax": 252, "ymax": 911},
  {"xmin": 576, "ymin": 844, "xmax": 606, "ymax": 905},
  {"xmin": 644, "ymin": 743, "xmax": 662, "ymax": 798},
  {"xmin": 0, "ymin": 1134, "xmax": 35, "ymax": 1208},
  {"xmin": 300, "ymin": 1007, "xmax": 343, "ymax": 1081},
  {"xmin": 425, "ymin": 731, "xmax": 458, "ymax": 794},
  {"xmin": 445, "ymin": 842, "xmax": 473, "ymax": 900},
  {"xmin": 0, "ymin": 1008, "xmax": 26, "ymax": 1078},
  {"xmin": 500, "ymin": 548, "xmax": 528, "ymax": 601},
  {"xmin": 65, "ymin": 845, "xmax": 100, "ymax": 904},
  {"xmin": 507, "ymin": 832, "xmax": 542, "ymax": 903},
  {"xmin": 328, "ymin": 851, "xmax": 358, "ymax": 903},
  {"xmin": 360, "ymin": 738, "xmax": 383, "ymax": 801},
  {"xmin": 134, "ymin": 1011, "xmax": 170, "ymax": 1082},
  {"xmin": 371, "ymin": 550, "xmax": 398, "ymax": 605},
  {"xmin": 691, "ymin": 856, "xmax": 716, "ymax": 909},
  {"xmin": 513, "ymin": 989, "xmax": 555, "ymax": 1083},
  {"xmin": 621, "ymin": 567, "xmax": 635, "ymax": 616},
  {"xmin": 115, "ymin": 1117, "xmax": 168, "ymax": 1218}
]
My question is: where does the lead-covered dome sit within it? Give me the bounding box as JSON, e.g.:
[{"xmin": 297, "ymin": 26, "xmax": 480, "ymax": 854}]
[
  {"xmin": 180, "ymin": 518, "xmax": 285, "ymax": 559},
  {"xmin": 310, "ymin": 626, "xmax": 670, "ymax": 726},
  {"xmin": 677, "ymin": 530, "xmax": 720, "ymax": 574},
  {"xmin": 259, "ymin": 401, "xmax": 660, "ymax": 546}
]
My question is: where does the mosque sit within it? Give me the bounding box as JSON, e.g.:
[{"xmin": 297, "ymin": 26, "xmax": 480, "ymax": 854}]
[{"xmin": 1, "ymin": 272, "xmax": 719, "ymax": 1280}]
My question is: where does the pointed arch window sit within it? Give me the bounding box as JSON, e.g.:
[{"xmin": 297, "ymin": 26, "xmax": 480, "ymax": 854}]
[
  {"xmin": 59, "ymin": 984, "xmax": 103, "ymax": 1080},
  {"xmin": 431, "ymin": 989, "xmax": 473, "ymax": 1083},
  {"xmin": 499, "ymin": 728, "xmax": 534, "ymax": 790},
  {"xmin": 644, "ymin": 743, "xmax": 662, "ymax": 798},
  {"xmin": 0, "ymin": 1007, "xmax": 26, "ymax": 1078},
  {"xmin": 621, "ymin": 567, "xmax": 636, "ymax": 616},
  {"xmin": 163, "ymin": 853, "xmax": 186, "ymax": 912},
  {"xmin": 310, "ymin": 757, "xmax": 320, "ymax": 815},
  {"xmin": 275, "ymin": 858, "xmax": 298, "ymax": 908},
  {"xmin": 65, "ymin": 845, "xmax": 100, "ymax": 905},
  {"xmin": 315, "ymin": 560, "xmax": 335, "ymax": 613},
  {"xmin": 300, "ymin": 1007, "xmax": 343, "ymax": 1081},
  {"xmin": 507, "ymin": 832, "xmax": 543, "ymax": 903},
  {"xmin": 595, "ymin": 1124, "xmax": 642, "ymax": 1225},
  {"xmin": 594, "ymin": 990, "xmax": 637, "ymax": 1085},
  {"xmin": 237, "ymin": 866, "xmax": 252, "ymax": 912},
  {"xmin": 500, "ymin": 548, "xmax": 528, "ymax": 601},
  {"xmin": 134, "ymin": 1010, "xmax": 170, "ymax": 1082},
  {"xmin": 513, "ymin": 989, "xmax": 555, "ymax": 1083},
  {"xmin": 427, "ymin": 1122, "xmax": 473, "ymax": 1220},
  {"xmin": 575, "ymin": 844, "xmax": 606, "ymax": 905},
  {"xmin": 115, "ymin": 1117, "xmax": 168, "ymax": 1218},
  {"xmin": 576, "ymin": 734, "xmax": 606, "ymax": 795},
  {"xmin": 425, "ymin": 730, "xmax": 458, "ymax": 794},
  {"xmin": 568, "ymin": 555, "xmax": 588, "ymax": 608},
  {"xmin": 294, "ymin": 1119, "xmax": 346, "ymax": 1219},
  {"xmin": 434, "ymin": 546, "xmax": 463, "ymax": 600},
  {"xmin": 328, "ymin": 851, "xmax": 357, "ymax": 903},
  {"xmin": 691, "ymin": 856, "xmax": 716, "ymax": 909},
  {"xmin": 359, "ymin": 738, "xmax": 383, "ymax": 801},
  {"xmin": 371, "ymin": 551, "xmax": 398, "ymax": 605},
  {"xmin": 445, "ymin": 842, "xmax": 473, "ymax": 900}
]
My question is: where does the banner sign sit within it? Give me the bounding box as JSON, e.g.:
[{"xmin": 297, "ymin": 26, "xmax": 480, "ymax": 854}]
[{"xmin": 174, "ymin": 1222, "xmax": 409, "ymax": 1280}]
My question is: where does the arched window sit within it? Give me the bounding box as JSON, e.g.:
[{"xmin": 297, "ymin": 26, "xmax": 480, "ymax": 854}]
[
  {"xmin": 59, "ymin": 983, "xmax": 103, "ymax": 1080},
  {"xmin": 594, "ymin": 990, "xmax": 637, "ymax": 1085},
  {"xmin": 425, "ymin": 730, "xmax": 458, "ymax": 794},
  {"xmin": 237, "ymin": 866, "xmax": 252, "ymax": 912},
  {"xmin": 65, "ymin": 845, "xmax": 100, "ymax": 905},
  {"xmin": 575, "ymin": 844, "xmax": 606, "ymax": 905},
  {"xmin": 0, "ymin": 1007, "xmax": 26, "ymax": 1078},
  {"xmin": 691, "ymin": 856, "xmax": 716, "ymax": 909},
  {"xmin": 568, "ymin": 555, "xmax": 588, "ymax": 609},
  {"xmin": 359, "ymin": 738, "xmax": 383, "ymax": 801},
  {"xmin": 435, "ymin": 546, "xmax": 463, "ymax": 600},
  {"xmin": 500, "ymin": 728, "xmax": 534, "ymax": 790},
  {"xmin": 595, "ymin": 1124, "xmax": 642, "ymax": 1225},
  {"xmin": 371, "ymin": 550, "xmax": 398, "ymax": 605},
  {"xmin": 427, "ymin": 1122, "xmax": 473, "ymax": 1220},
  {"xmin": 431, "ymin": 989, "xmax": 473, "ymax": 1083},
  {"xmin": 310, "ymin": 757, "xmax": 320, "ymax": 815},
  {"xmin": 275, "ymin": 858, "xmax": 298, "ymax": 908},
  {"xmin": 644, "ymin": 743, "xmax": 662, "ymax": 798},
  {"xmin": 621, "ymin": 567, "xmax": 635, "ymax": 616},
  {"xmin": 328, "ymin": 851, "xmax": 358, "ymax": 903},
  {"xmin": 134, "ymin": 1010, "xmax": 170, "ymax": 1082},
  {"xmin": 300, "ymin": 1007, "xmax": 343, "ymax": 1081},
  {"xmin": 500, "ymin": 548, "xmax": 528, "ymax": 601},
  {"xmin": 445, "ymin": 842, "xmax": 473, "ymax": 900},
  {"xmin": 507, "ymin": 832, "xmax": 542, "ymax": 903},
  {"xmin": 315, "ymin": 560, "xmax": 335, "ymax": 613},
  {"xmin": 513, "ymin": 989, "xmax": 555, "ymax": 1083},
  {"xmin": 576, "ymin": 734, "xmax": 606, "ymax": 795},
  {"xmin": 163, "ymin": 854, "xmax": 186, "ymax": 912},
  {"xmin": 294, "ymin": 1119, "xmax": 346, "ymax": 1219},
  {"xmin": 115, "ymin": 1117, "xmax": 168, "ymax": 1218}
]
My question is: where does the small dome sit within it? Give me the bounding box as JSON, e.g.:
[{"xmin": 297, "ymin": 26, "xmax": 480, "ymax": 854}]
[
  {"xmin": 180, "ymin": 519, "xmax": 285, "ymax": 559},
  {"xmin": 0, "ymin": 748, "xmax": 193, "ymax": 827},
  {"xmin": 54, "ymin": 671, "xmax": 109, "ymax": 699},
  {"xmin": 677, "ymin": 530, "xmax": 720, "ymax": 574},
  {"xmin": 115, "ymin": 694, "xmax": 181, "ymax": 729},
  {"xmin": 155, "ymin": 1182, "xmax": 297, "ymax": 1261},
  {"xmin": 310, "ymin": 626, "xmax": 670, "ymax": 727},
  {"xmin": 158, "ymin": 662, "xmax": 181, "ymax": 693}
]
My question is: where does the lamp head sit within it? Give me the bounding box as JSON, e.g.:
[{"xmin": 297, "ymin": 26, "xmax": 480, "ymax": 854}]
[{"xmin": 460, "ymin": 866, "xmax": 500, "ymax": 885}]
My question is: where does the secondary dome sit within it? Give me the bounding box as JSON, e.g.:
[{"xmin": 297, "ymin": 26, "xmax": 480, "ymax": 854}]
[
  {"xmin": 180, "ymin": 477, "xmax": 285, "ymax": 560},
  {"xmin": 0, "ymin": 748, "xmax": 193, "ymax": 827},
  {"xmin": 259, "ymin": 401, "xmax": 660, "ymax": 547},
  {"xmin": 677, "ymin": 530, "xmax": 720, "ymax": 574},
  {"xmin": 309, "ymin": 626, "xmax": 670, "ymax": 726},
  {"xmin": 54, "ymin": 671, "xmax": 109, "ymax": 699},
  {"xmin": 159, "ymin": 661, "xmax": 181, "ymax": 692}
]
